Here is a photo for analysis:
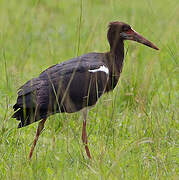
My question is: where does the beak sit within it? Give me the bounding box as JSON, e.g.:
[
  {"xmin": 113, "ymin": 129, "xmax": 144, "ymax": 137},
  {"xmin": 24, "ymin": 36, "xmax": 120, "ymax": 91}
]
[{"xmin": 120, "ymin": 29, "xmax": 159, "ymax": 50}]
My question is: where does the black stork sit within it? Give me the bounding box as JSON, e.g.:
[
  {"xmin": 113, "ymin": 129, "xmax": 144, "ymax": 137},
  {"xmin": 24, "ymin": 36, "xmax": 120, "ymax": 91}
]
[{"xmin": 12, "ymin": 21, "xmax": 159, "ymax": 159}]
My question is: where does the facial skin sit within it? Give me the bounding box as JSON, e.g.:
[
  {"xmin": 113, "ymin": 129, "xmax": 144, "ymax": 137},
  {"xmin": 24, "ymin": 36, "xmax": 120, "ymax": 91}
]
[{"xmin": 119, "ymin": 23, "xmax": 159, "ymax": 50}]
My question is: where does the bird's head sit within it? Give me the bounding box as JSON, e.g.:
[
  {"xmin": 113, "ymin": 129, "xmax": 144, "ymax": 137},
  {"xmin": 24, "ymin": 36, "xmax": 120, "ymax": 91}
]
[{"xmin": 107, "ymin": 21, "xmax": 159, "ymax": 50}]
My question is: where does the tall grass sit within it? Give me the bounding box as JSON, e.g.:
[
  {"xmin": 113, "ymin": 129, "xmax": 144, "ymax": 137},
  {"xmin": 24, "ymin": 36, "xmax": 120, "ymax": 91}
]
[{"xmin": 0, "ymin": 0, "xmax": 178, "ymax": 179}]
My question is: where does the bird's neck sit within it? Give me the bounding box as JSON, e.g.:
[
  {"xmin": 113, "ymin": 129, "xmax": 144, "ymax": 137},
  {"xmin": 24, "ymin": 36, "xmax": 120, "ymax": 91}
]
[
  {"xmin": 110, "ymin": 39, "xmax": 124, "ymax": 56},
  {"xmin": 104, "ymin": 40, "xmax": 125, "ymax": 92},
  {"xmin": 109, "ymin": 39, "xmax": 125, "ymax": 74}
]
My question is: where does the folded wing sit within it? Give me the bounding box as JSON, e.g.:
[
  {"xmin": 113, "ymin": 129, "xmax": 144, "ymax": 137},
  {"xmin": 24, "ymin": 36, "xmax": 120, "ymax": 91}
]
[{"xmin": 12, "ymin": 53, "xmax": 109, "ymax": 128}]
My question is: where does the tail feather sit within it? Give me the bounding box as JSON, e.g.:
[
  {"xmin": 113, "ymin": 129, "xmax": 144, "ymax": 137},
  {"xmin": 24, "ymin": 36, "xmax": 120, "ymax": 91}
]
[
  {"xmin": 12, "ymin": 103, "xmax": 35, "ymax": 128},
  {"xmin": 12, "ymin": 103, "xmax": 48, "ymax": 128}
]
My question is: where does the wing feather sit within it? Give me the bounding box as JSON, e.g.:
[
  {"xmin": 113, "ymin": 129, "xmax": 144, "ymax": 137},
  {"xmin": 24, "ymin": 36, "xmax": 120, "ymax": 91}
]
[{"xmin": 12, "ymin": 53, "xmax": 109, "ymax": 127}]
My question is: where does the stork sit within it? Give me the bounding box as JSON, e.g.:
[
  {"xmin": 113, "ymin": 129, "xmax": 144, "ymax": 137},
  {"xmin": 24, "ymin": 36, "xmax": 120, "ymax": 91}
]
[{"xmin": 12, "ymin": 21, "xmax": 159, "ymax": 159}]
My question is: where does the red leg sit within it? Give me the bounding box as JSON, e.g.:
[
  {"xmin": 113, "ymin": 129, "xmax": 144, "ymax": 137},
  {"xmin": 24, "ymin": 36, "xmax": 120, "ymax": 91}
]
[
  {"xmin": 29, "ymin": 118, "xmax": 47, "ymax": 160},
  {"xmin": 82, "ymin": 110, "xmax": 91, "ymax": 159}
]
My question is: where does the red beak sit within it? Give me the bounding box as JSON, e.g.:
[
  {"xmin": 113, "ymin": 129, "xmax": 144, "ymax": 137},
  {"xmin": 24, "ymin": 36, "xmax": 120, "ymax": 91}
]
[{"xmin": 121, "ymin": 29, "xmax": 159, "ymax": 50}]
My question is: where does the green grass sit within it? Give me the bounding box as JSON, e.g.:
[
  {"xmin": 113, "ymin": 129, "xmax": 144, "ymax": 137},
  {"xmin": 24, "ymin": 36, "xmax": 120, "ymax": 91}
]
[{"xmin": 0, "ymin": 0, "xmax": 178, "ymax": 179}]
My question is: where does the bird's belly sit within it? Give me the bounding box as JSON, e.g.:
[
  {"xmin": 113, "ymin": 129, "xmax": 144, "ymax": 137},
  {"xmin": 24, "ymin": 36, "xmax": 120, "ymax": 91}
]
[
  {"xmin": 58, "ymin": 74, "xmax": 106, "ymax": 113},
  {"xmin": 60, "ymin": 85, "xmax": 102, "ymax": 113}
]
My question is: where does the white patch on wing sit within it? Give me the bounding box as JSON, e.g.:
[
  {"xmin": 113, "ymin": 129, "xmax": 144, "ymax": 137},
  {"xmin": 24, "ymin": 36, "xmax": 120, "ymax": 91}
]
[{"xmin": 88, "ymin": 65, "xmax": 109, "ymax": 74}]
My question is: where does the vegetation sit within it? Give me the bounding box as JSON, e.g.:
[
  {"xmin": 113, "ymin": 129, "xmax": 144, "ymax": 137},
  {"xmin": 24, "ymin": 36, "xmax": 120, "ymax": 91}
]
[{"xmin": 0, "ymin": 0, "xmax": 178, "ymax": 179}]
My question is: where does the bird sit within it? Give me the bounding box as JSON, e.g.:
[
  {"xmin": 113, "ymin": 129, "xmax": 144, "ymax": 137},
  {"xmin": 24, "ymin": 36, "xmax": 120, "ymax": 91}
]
[{"xmin": 12, "ymin": 21, "xmax": 159, "ymax": 159}]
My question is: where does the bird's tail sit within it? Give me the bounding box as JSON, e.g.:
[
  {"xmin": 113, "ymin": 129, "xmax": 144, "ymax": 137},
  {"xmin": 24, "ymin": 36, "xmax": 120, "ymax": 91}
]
[{"xmin": 12, "ymin": 103, "xmax": 34, "ymax": 128}]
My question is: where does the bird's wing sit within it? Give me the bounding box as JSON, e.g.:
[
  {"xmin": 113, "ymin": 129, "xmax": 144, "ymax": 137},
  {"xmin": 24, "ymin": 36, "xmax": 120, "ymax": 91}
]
[
  {"xmin": 37, "ymin": 58, "xmax": 110, "ymax": 112},
  {"xmin": 17, "ymin": 53, "xmax": 106, "ymax": 97},
  {"xmin": 13, "ymin": 53, "xmax": 109, "ymax": 127}
]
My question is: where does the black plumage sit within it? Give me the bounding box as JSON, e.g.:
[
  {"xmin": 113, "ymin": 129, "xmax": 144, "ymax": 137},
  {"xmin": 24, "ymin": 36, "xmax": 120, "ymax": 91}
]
[
  {"xmin": 12, "ymin": 21, "xmax": 159, "ymax": 159},
  {"xmin": 13, "ymin": 53, "xmax": 111, "ymax": 127}
]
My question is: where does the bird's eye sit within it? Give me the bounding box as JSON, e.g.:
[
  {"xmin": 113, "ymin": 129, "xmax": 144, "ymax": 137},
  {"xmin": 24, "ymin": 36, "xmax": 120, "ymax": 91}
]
[{"xmin": 122, "ymin": 26, "xmax": 131, "ymax": 32}]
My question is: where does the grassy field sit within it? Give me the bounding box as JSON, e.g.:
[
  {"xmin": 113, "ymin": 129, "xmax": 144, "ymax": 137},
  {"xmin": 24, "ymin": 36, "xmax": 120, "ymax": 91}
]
[{"xmin": 0, "ymin": 0, "xmax": 178, "ymax": 179}]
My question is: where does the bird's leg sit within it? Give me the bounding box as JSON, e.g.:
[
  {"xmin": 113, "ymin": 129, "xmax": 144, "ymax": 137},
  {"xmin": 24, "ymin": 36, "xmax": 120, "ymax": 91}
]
[
  {"xmin": 29, "ymin": 118, "xmax": 47, "ymax": 160},
  {"xmin": 82, "ymin": 110, "xmax": 91, "ymax": 159}
]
